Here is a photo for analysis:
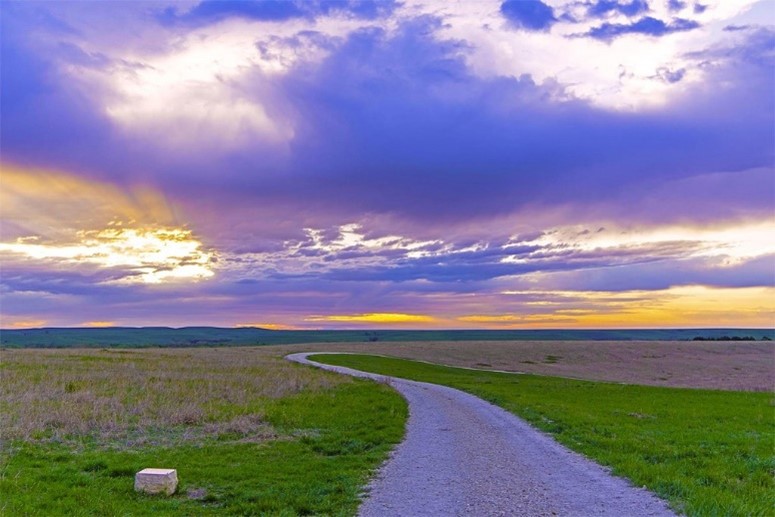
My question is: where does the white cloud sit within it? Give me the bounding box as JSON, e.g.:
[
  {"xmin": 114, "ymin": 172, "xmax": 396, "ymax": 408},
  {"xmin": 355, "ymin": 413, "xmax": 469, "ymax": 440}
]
[
  {"xmin": 409, "ymin": 0, "xmax": 765, "ymax": 110},
  {"xmin": 0, "ymin": 227, "xmax": 215, "ymax": 285},
  {"xmin": 70, "ymin": 14, "xmax": 382, "ymax": 151}
]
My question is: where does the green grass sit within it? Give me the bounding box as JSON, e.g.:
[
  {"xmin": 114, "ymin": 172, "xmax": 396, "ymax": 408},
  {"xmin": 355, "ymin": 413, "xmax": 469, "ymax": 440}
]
[
  {"xmin": 312, "ymin": 354, "xmax": 775, "ymax": 516},
  {"xmin": 1, "ymin": 350, "xmax": 407, "ymax": 515},
  {"xmin": 1, "ymin": 383, "xmax": 406, "ymax": 516}
]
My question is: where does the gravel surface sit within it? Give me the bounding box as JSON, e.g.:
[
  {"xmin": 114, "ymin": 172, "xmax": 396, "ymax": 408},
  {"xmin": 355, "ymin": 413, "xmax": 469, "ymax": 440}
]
[{"xmin": 287, "ymin": 352, "xmax": 677, "ymax": 517}]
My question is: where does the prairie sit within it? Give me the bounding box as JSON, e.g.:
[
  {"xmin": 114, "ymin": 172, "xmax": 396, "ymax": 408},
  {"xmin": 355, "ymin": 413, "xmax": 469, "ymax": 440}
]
[{"xmin": 1, "ymin": 340, "xmax": 772, "ymax": 515}]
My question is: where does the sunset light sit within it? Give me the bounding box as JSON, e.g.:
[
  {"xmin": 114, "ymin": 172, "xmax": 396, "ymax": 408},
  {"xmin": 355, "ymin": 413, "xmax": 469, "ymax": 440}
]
[{"xmin": 0, "ymin": 0, "xmax": 772, "ymax": 328}]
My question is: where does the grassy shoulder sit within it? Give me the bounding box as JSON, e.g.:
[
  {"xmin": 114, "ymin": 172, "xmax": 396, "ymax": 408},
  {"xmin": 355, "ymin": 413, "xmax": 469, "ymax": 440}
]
[
  {"xmin": 312, "ymin": 354, "xmax": 774, "ymax": 516},
  {"xmin": 0, "ymin": 349, "xmax": 407, "ymax": 515}
]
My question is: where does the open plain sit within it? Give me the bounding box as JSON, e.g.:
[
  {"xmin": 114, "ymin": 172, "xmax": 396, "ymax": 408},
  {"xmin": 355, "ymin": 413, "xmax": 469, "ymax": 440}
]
[
  {"xmin": 277, "ymin": 340, "xmax": 774, "ymax": 391},
  {"xmin": 1, "ymin": 340, "xmax": 772, "ymax": 515}
]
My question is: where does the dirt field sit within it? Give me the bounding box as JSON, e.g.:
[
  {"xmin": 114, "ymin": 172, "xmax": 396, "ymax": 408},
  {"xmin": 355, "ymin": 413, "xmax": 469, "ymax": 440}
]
[{"xmin": 277, "ymin": 340, "xmax": 774, "ymax": 391}]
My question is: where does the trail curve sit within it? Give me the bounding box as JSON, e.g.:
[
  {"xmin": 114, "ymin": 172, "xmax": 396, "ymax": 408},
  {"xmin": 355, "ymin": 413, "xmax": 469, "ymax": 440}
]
[{"xmin": 286, "ymin": 352, "xmax": 675, "ymax": 517}]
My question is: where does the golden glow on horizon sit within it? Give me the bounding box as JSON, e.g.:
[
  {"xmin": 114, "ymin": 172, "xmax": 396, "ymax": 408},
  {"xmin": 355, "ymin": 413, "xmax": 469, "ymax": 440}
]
[
  {"xmin": 3, "ymin": 319, "xmax": 48, "ymax": 329},
  {"xmin": 236, "ymin": 323, "xmax": 301, "ymax": 330},
  {"xmin": 306, "ymin": 313, "xmax": 437, "ymax": 324},
  {"xmin": 83, "ymin": 321, "xmax": 115, "ymax": 328},
  {"xmin": 460, "ymin": 286, "xmax": 775, "ymax": 328}
]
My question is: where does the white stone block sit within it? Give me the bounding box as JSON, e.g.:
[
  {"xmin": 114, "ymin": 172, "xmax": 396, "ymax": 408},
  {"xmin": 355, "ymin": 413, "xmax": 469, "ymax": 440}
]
[{"xmin": 134, "ymin": 468, "xmax": 178, "ymax": 495}]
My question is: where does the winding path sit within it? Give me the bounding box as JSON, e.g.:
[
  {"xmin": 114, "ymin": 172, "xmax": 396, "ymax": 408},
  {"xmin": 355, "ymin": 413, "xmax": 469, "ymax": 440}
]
[{"xmin": 287, "ymin": 352, "xmax": 676, "ymax": 517}]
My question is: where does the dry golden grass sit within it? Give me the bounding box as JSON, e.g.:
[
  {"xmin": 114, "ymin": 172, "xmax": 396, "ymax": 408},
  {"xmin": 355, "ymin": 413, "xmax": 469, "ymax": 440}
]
[
  {"xmin": 0, "ymin": 347, "xmax": 347, "ymax": 445},
  {"xmin": 274, "ymin": 340, "xmax": 774, "ymax": 391}
]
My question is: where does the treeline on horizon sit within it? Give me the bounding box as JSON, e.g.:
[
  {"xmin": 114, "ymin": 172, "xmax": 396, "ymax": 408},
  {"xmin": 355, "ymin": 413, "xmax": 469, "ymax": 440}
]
[
  {"xmin": 1, "ymin": 327, "xmax": 774, "ymax": 348},
  {"xmin": 691, "ymin": 335, "xmax": 771, "ymax": 341}
]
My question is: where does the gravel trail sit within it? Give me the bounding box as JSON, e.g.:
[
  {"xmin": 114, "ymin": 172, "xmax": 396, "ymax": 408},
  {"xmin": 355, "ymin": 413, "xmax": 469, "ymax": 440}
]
[{"xmin": 286, "ymin": 352, "xmax": 676, "ymax": 517}]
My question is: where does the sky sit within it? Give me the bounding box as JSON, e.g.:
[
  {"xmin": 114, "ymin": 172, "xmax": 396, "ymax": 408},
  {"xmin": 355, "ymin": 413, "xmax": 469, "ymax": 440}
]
[{"xmin": 1, "ymin": 0, "xmax": 773, "ymax": 330}]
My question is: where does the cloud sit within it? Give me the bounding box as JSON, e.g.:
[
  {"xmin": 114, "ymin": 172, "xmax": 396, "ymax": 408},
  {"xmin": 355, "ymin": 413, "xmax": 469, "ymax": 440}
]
[
  {"xmin": 582, "ymin": 16, "xmax": 700, "ymax": 40},
  {"xmin": 667, "ymin": 0, "xmax": 687, "ymax": 12},
  {"xmin": 500, "ymin": 0, "xmax": 557, "ymax": 31},
  {"xmin": 0, "ymin": 227, "xmax": 215, "ymax": 285},
  {"xmin": 0, "ymin": 6, "xmax": 116, "ymax": 175},
  {"xmin": 586, "ymin": 0, "xmax": 650, "ymax": 18},
  {"xmin": 4, "ymin": 5, "xmax": 771, "ymax": 228},
  {"xmin": 159, "ymin": 0, "xmax": 398, "ymax": 25},
  {"xmin": 654, "ymin": 66, "xmax": 685, "ymax": 83},
  {"xmin": 6, "ymin": 9, "xmax": 772, "ymax": 234},
  {"xmin": 209, "ymin": 216, "xmax": 775, "ymax": 298}
]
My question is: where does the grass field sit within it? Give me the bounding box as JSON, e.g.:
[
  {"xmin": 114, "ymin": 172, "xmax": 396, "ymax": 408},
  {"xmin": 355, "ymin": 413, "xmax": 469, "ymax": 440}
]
[
  {"xmin": 0, "ymin": 348, "xmax": 407, "ymax": 515},
  {"xmin": 313, "ymin": 354, "xmax": 774, "ymax": 516}
]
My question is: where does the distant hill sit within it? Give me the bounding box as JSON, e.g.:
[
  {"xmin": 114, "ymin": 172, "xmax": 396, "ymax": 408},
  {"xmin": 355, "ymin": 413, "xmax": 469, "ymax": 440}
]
[{"xmin": 1, "ymin": 327, "xmax": 773, "ymax": 348}]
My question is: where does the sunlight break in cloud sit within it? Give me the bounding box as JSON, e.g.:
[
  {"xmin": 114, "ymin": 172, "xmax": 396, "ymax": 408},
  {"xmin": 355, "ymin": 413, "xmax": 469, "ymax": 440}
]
[
  {"xmin": 0, "ymin": 164, "xmax": 176, "ymax": 241},
  {"xmin": 0, "ymin": 164, "xmax": 214, "ymax": 285},
  {"xmin": 0, "ymin": 227, "xmax": 215, "ymax": 285}
]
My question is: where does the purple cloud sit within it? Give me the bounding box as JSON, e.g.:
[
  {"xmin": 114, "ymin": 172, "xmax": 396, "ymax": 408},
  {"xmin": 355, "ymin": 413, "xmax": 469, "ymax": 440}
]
[{"xmin": 3, "ymin": 9, "xmax": 771, "ymax": 230}]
